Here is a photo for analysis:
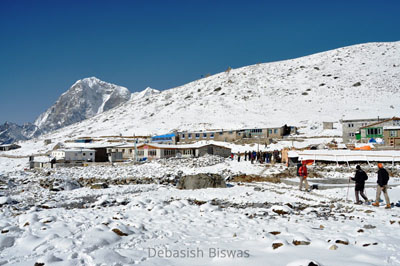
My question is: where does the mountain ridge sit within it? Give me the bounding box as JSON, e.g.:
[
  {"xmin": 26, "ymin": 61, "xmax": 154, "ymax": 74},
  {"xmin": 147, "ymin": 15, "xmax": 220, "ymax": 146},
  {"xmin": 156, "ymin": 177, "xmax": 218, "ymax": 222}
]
[
  {"xmin": 33, "ymin": 76, "xmax": 131, "ymax": 134},
  {"xmin": 37, "ymin": 41, "xmax": 399, "ymax": 142}
]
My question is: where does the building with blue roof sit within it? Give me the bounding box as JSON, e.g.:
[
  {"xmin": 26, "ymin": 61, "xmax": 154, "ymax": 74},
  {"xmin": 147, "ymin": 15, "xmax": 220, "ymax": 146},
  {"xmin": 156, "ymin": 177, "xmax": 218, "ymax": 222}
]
[{"xmin": 151, "ymin": 133, "xmax": 177, "ymax": 144}]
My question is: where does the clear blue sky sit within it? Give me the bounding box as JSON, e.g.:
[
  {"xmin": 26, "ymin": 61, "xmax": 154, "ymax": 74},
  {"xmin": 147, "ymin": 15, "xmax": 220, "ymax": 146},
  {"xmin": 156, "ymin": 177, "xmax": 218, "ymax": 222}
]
[{"xmin": 0, "ymin": 0, "xmax": 399, "ymax": 124}]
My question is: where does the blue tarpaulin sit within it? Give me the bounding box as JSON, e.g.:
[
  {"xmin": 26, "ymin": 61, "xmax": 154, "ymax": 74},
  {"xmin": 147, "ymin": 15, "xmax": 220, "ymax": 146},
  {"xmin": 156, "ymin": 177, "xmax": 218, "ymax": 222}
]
[{"xmin": 151, "ymin": 133, "xmax": 176, "ymax": 142}]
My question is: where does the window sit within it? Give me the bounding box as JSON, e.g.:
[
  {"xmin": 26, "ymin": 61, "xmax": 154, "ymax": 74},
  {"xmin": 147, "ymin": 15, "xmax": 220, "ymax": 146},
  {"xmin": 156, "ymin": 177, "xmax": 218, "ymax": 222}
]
[
  {"xmin": 348, "ymin": 123, "xmax": 354, "ymax": 128},
  {"xmin": 229, "ymin": 131, "xmax": 233, "ymax": 135},
  {"xmin": 210, "ymin": 133, "xmax": 214, "ymax": 138},
  {"xmin": 195, "ymin": 133, "xmax": 200, "ymax": 139},
  {"xmin": 183, "ymin": 149, "xmax": 193, "ymax": 155},
  {"xmin": 219, "ymin": 132, "xmax": 223, "ymax": 136},
  {"xmin": 348, "ymin": 133, "xmax": 355, "ymax": 137},
  {"xmin": 149, "ymin": 150, "xmax": 157, "ymax": 156},
  {"xmin": 367, "ymin": 128, "xmax": 382, "ymax": 135},
  {"xmin": 274, "ymin": 129, "xmax": 278, "ymax": 134},
  {"xmin": 188, "ymin": 133, "xmax": 192, "ymax": 139},
  {"xmin": 268, "ymin": 129, "xmax": 272, "ymax": 134},
  {"xmin": 164, "ymin": 149, "xmax": 175, "ymax": 156},
  {"xmin": 181, "ymin": 134, "xmax": 185, "ymax": 139},
  {"xmin": 393, "ymin": 120, "xmax": 400, "ymax": 126},
  {"xmin": 203, "ymin": 133, "xmax": 207, "ymax": 138},
  {"xmin": 90, "ymin": 153, "xmax": 93, "ymax": 156},
  {"xmin": 138, "ymin": 150, "xmax": 144, "ymax": 156},
  {"xmin": 129, "ymin": 149, "xmax": 133, "ymax": 153},
  {"xmin": 390, "ymin": 130, "xmax": 397, "ymax": 137},
  {"xmin": 83, "ymin": 153, "xmax": 86, "ymax": 156}
]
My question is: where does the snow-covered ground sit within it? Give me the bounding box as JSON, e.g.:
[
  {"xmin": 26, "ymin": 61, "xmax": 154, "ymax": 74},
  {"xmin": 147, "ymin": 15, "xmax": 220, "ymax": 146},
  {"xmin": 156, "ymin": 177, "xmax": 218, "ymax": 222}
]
[{"xmin": 1, "ymin": 155, "xmax": 400, "ymax": 266}]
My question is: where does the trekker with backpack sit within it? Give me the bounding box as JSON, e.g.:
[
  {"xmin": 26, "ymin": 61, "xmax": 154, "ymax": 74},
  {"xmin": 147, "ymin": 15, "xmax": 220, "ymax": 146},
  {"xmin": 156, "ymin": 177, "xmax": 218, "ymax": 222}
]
[
  {"xmin": 372, "ymin": 163, "xmax": 391, "ymax": 209},
  {"xmin": 298, "ymin": 162, "xmax": 309, "ymax": 191},
  {"xmin": 351, "ymin": 165, "xmax": 369, "ymax": 204}
]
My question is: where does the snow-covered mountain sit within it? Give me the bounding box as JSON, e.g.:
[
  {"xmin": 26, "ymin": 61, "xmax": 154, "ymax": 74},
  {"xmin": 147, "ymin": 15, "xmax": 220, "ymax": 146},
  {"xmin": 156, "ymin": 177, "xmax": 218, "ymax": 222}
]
[
  {"xmin": 0, "ymin": 122, "xmax": 41, "ymax": 144},
  {"xmin": 34, "ymin": 77, "xmax": 131, "ymax": 134},
  {"xmin": 38, "ymin": 41, "xmax": 399, "ymax": 142}
]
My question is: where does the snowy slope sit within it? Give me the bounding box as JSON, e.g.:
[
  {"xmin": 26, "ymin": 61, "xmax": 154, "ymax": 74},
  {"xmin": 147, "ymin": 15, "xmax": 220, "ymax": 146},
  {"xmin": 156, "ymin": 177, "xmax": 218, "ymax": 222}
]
[
  {"xmin": 34, "ymin": 77, "xmax": 131, "ymax": 134},
  {"xmin": 38, "ymin": 41, "xmax": 399, "ymax": 141}
]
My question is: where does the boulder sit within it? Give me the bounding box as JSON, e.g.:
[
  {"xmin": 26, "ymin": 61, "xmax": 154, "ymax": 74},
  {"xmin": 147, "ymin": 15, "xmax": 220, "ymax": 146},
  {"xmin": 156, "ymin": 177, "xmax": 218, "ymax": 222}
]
[
  {"xmin": 177, "ymin": 173, "xmax": 226, "ymax": 190},
  {"xmin": 90, "ymin": 183, "xmax": 109, "ymax": 189}
]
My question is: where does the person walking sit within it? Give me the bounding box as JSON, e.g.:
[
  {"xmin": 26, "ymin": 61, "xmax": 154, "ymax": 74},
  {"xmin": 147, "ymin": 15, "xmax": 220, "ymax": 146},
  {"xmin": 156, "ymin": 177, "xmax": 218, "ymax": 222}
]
[
  {"xmin": 251, "ymin": 151, "xmax": 256, "ymax": 164},
  {"xmin": 237, "ymin": 153, "xmax": 241, "ymax": 162},
  {"xmin": 351, "ymin": 165, "xmax": 369, "ymax": 204},
  {"xmin": 298, "ymin": 162, "xmax": 309, "ymax": 191},
  {"xmin": 372, "ymin": 163, "xmax": 391, "ymax": 208}
]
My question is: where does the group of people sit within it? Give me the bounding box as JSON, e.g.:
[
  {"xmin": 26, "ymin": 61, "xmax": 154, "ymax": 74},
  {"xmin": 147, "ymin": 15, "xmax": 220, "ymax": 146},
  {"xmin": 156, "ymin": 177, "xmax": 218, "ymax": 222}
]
[
  {"xmin": 351, "ymin": 163, "xmax": 391, "ymax": 209},
  {"xmin": 296, "ymin": 162, "xmax": 392, "ymax": 209},
  {"xmin": 237, "ymin": 150, "xmax": 281, "ymax": 164}
]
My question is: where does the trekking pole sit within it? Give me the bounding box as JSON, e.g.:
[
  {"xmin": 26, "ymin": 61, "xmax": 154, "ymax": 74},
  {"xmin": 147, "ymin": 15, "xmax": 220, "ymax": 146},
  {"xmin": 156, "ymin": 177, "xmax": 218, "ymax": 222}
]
[{"xmin": 346, "ymin": 177, "xmax": 351, "ymax": 202}]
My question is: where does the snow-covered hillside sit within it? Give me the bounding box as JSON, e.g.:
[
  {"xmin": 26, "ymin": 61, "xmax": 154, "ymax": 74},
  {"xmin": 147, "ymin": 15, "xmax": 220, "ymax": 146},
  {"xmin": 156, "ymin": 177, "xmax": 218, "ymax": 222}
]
[
  {"xmin": 34, "ymin": 77, "xmax": 131, "ymax": 134},
  {"xmin": 36, "ymin": 41, "xmax": 399, "ymax": 143}
]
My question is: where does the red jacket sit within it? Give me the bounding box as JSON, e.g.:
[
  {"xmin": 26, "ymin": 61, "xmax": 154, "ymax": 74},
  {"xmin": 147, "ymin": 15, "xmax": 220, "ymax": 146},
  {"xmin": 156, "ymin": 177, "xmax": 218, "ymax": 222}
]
[{"xmin": 298, "ymin": 165, "xmax": 308, "ymax": 177}]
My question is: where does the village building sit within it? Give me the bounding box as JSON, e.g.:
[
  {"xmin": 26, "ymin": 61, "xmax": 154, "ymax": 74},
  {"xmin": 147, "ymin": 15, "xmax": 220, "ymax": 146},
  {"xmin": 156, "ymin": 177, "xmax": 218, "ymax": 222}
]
[
  {"xmin": 340, "ymin": 117, "xmax": 390, "ymax": 143},
  {"xmin": 297, "ymin": 149, "xmax": 400, "ymax": 166},
  {"xmin": 177, "ymin": 125, "xmax": 294, "ymax": 144},
  {"xmin": 322, "ymin": 122, "xmax": 334, "ymax": 130},
  {"xmin": 383, "ymin": 126, "xmax": 400, "ymax": 147},
  {"xmin": 132, "ymin": 142, "xmax": 231, "ymax": 161},
  {"xmin": 51, "ymin": 148, "xmax": 96, "ymax": 162},
  {"xmin": 356, "ymin": 117, "xmax": 400, "ymax": 144},
  {"xmin": 29, "ymin": 156, "xmax": 55, "ymax": 169},
  {"xmin": 0, "ymin": 143, "xmax": 21, "ymax": 151},
  {"xmin": 151, "ymin": 133, "xmax": 177, "ymax": 144},
  {"xmin": 106, "ymin": 143, "xmax": 136, "ymax": 161}
]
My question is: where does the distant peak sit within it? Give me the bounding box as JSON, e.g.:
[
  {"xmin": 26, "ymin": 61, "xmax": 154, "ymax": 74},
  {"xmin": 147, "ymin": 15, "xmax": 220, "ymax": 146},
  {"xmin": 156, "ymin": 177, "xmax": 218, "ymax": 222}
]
[
  {"xmin": 71, "ymin": 77, "xmax": 103, "ymax": 87},
  {"xmin": 82, "ymin": 76, "xmax": 101, "ymax": 82},
  {"xmin": 143, "ymin": 87, "xmax": 160, "ymax": 93}
]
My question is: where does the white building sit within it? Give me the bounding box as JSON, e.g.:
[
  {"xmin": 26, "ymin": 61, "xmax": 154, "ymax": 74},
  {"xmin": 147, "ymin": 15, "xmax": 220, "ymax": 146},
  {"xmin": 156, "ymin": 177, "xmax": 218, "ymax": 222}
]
[
  {"xmin": 133, "ymin": 142, "xmax": 232, "ymax": 161},
  {"xmin": 51, "ymin": 148, "xmax": 96, "ymax": 162}
]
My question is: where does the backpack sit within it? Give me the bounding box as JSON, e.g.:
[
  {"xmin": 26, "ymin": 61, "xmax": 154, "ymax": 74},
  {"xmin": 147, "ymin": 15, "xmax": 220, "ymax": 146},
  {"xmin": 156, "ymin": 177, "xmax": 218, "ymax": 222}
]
[
  {"xmin": 296, "ymin": 163, "xmax": 302, "ymax": 176},
  {"xmin": 362, "ymin": 170, "xmax": 368, "ymax": 181},
  {"xmin": 298, "ymin": 166, "xmax": 304, "ymax": 176}
]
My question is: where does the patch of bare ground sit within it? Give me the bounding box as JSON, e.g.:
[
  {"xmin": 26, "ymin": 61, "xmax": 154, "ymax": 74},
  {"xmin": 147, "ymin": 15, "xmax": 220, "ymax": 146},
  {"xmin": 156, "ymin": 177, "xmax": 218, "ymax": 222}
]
[{"xmin": 232, "ymin": 174, "xmax": 282, "ymax": 183}]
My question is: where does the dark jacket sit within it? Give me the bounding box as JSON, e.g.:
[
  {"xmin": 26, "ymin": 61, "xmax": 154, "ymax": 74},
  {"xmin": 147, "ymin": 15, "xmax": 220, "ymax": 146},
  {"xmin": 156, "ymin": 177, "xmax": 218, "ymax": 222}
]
[
  {"xmin": 377, "ymin": 168, "xmax": 389, "ymax": 187},
  {"xmin": 351, "ymin": 169, "xmax": 368, "ymax": 185}
]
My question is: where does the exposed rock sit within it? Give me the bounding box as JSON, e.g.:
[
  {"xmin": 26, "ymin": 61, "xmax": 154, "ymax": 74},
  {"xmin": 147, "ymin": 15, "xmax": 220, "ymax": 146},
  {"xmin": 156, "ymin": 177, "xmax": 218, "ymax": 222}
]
[
  {"xmin": 269, "ymin": 231, "xmax": 281, "ymax": 235},
  {"xmin": 112, "ymin": 228, "xmax": 128, "ymax": 236},
  {"xmin": 335, "ymin": 240, "xmax": 349, "ymax": 245},
  {"xmin": 329, "ymin": 244, "xmax": 338, "ymax": 250},
  {"xmin": 363, "ymin": 224, "xmax": 376, "ymax": 229},
  {"xmin": 271, "ymin": 205, "xmax": 292, "ymax": 215},
  {"xmin": 293, "ymin": 240, "xmax": 311, "ymax": 246},
  {"xmin": 90, "ymin": 183, "xmax": 109, "ymax": 189},
  {"xmin": 177, "ymin": 173, "xmax": 226, "ymax": 189},
  {"xmin": 272, "ymin": 243, "xmax": 284, "ymax": 250}
]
